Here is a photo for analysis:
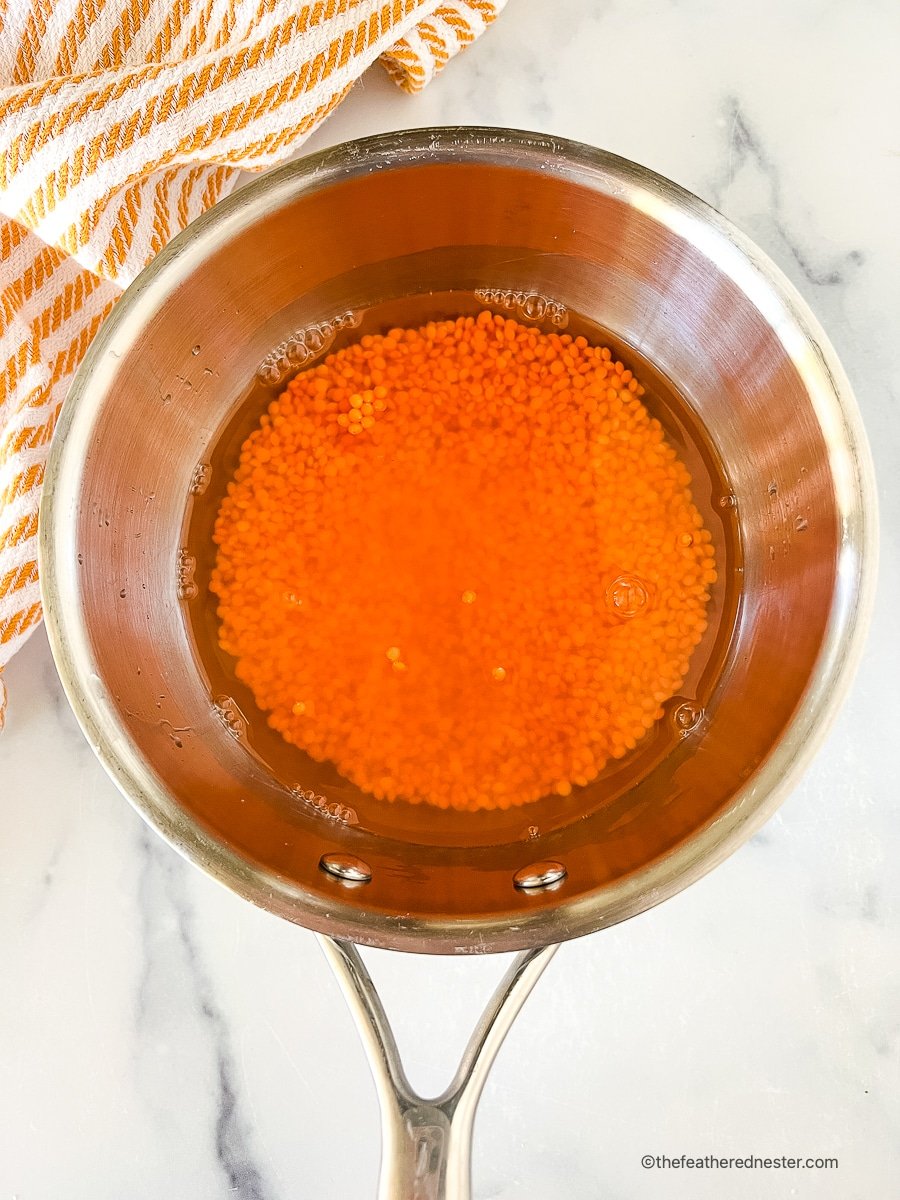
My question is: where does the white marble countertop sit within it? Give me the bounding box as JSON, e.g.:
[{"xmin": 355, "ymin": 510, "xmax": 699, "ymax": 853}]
[{"xmin": 2, "ymin": 2, "xmax": 898, "ymax": 1196}]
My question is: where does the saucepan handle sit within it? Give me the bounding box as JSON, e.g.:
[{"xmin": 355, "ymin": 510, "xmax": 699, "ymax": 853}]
[{"xmin": 318, "ymin": 936, "xmax": 559, "ymax": 1200}]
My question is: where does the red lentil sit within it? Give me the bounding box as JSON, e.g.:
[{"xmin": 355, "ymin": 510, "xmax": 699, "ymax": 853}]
[{"xmin": 211, "ymin": 312, "xmax": 716, "ymax": 811}]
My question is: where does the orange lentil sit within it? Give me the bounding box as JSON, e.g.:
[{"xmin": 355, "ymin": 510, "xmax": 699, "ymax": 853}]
[{"xmin": 211, "ymin": 312, "xmax": 716, "ymax": 811}]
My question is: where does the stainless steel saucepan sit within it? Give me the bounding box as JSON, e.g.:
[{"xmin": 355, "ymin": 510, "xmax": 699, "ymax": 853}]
[{"xmin": 39, "ymin": 128, "xmax": 876, "ymax": 1198}]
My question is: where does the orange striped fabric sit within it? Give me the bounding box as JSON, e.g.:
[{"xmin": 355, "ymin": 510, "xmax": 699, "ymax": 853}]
[{"xmin": 0, "ymin": 0, "xmax": 506, "ymax": 726}]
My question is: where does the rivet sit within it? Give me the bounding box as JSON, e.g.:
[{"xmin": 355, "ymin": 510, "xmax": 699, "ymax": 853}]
[
  {"xmin": 319, "ymin": 853, "xmax": 372, "ymax": 884},
  {"xmin": 513, "ymin": 860, "xmax": 567, "ymax": 891}
]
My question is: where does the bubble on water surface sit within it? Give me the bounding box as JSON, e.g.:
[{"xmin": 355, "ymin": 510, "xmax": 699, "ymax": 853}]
[
  {"xmin": 176, "ymin": 549, "xmax": 198, "ymax": 599},
  {"xmin": 605, "ymin": 573, "xmax": 649, "ymax": 620}
]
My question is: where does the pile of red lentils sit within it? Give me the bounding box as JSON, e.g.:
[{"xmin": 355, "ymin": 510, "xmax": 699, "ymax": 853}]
[{"xmin": 211, "ymin": 311, "xmax": 716, "ymax": 811}]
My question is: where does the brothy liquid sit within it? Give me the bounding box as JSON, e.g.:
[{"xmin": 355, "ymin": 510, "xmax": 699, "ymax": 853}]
[{"xmin": 184, "ymin": 294, "xmax": 740, "ymax": 816}]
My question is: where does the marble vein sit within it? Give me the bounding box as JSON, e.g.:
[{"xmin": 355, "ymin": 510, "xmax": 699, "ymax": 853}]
[
  {"xmin": 710, "ymin": 96, "xmax": 866, "ymax": 289},
  {"xmin": 135, "ymin": 829, "xmax": 281, "ymax": 1200}
]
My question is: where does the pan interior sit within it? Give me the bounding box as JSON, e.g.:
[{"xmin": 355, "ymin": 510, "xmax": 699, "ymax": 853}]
[{"xmin": 41, "ymin": 131, "xmax": 869, "ymax": 951}]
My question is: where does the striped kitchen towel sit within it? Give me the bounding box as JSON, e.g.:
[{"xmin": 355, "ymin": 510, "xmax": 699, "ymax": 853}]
[{"xmin": 0, "ymin": 0, "xmax": 506, "ymax": 726}]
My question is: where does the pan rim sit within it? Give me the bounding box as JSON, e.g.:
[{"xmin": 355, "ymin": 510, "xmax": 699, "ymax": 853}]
[{"xmin": 38, "ymin": 125, "xmax": 878, "ymax": 953}]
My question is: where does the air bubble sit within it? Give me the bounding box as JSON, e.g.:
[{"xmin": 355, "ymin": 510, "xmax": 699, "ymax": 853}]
[
  {"xmin": 605, "ymin": 573, "xmax": 649, "ymax": 619},
  {"xmin": 256, "ymin": 311, "xmax": 360, "ymax": 386},
  {"xmin": 304, "ymin": 327, "xmax": 326, "ymax": 354},
  {"xmin": 189, "ymin": 462, "xmax": 211, "ymax": 495},
  {"xmin": 176, "ymin": 548, "xmax": 198, "ymax": 600},
  {"xmin": 214, "ymin": 696, "xmax": 246, "ymax": 740},
  {"xmin": 473, "ymin": 287, "xmax": 569, "ymax": 329},
  {"xmin": 521, "ymin": 294, "xmax": 548, "ymax": 321},
  {"xmin": 290, "ymin": 786, "xmax": 359, "ymax": 826},
  {"xmin": 191, "ymin": 345, "xmax": 200, "ymax": 356},
  {"xmin": 718, "ymin": 493, "xmax": 737, "ymax": 509}
]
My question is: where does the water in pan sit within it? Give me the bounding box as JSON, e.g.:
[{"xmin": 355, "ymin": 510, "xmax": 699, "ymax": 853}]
[{"xmin": 181, "ymin": 290, "xmax": 742, "ymax": 842}]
